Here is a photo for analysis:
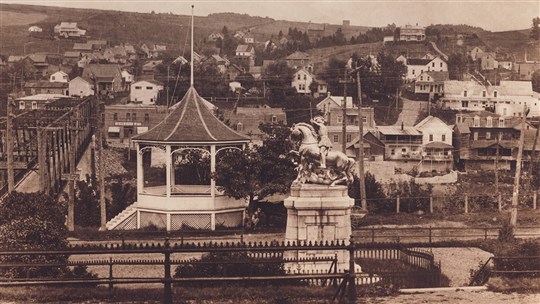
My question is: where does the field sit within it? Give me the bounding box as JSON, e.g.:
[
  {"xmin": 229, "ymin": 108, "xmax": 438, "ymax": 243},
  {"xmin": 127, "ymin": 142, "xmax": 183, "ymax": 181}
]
[{"xmin": 0, "ymin": 10, "xmax": 47, "ymax": 26}]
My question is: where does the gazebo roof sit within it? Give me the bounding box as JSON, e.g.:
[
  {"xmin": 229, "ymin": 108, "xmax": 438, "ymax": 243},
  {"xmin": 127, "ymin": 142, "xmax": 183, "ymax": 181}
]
[{"xmin": 133, "ymin": 87, "xmax": 249, "ymax": 144}]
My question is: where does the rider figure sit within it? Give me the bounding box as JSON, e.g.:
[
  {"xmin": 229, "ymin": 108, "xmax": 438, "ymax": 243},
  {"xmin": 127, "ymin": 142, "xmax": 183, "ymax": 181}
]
[{"xmin": 311, "ymin": 115, "xmax": 332, "ymax": 169}]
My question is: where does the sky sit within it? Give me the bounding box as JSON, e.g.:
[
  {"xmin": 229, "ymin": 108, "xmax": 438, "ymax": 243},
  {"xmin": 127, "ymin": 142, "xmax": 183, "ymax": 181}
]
[{"xmin": 2, "ymin": 0, "xmax": 539, "ymax": 32}]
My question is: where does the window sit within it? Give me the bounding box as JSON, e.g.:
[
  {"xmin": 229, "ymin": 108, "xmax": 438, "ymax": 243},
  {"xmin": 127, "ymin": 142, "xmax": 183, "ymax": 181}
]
[
  {"xmin": 303, "ymin": 75, "xmax": 307, "ymax": 80},
  {"xmin": 236, "ymin": 122, "xmax": 243, "ymax": 131},
  {"xmin": 391, "ymin": 149, "xmax": 395, "ymax": 155},
  {"xmin": 493, "ymin": 91, "xmax": 498, "ymax": 97},
  {"xmin": 440, "ymin": 62, "xmax": 443, "ymax": 68},
  {"xmin": 432, "ymin": 62, "xmax": 435, "ymax": 67},
  {"xmin": 132, "ymin": 113, "xmax": 137, "ymax": 121},
  {"xmin": 31, "ymin": 101, "xmax": 37, "ymax": 110},
  {"xmin": 337, "ymin": 116, "xmax": 343, "ymax": 123},
  {"xmin": 126, "ymin": 113, "xmax": 131, "ymax": 121},
  {"xmin": 420, "ymin": 76, "xmax": 423, "ymax": 81},
  {"xmin": 503, "ymin": 108, "xmax": 507, "ymax": 116},
  {"xmin": 135, "ymin": 86, "xmax": 142, "ymax": 90},
  {"xmin": 19, "ymin": 101, "xmax": 26, "ymax": 109},
  {"xmin": 346, "ymin": 134, "xmax": 352, "ymax": 143},
  {"xmin": 271, "ymin": 115, "xmax": 277, "ymax": 123},
  {"xmin": 362, "ymin": 116, "xmax": 367, "ymax": 123},
  {"xmin": 333, "ymin": 135, "xmax": 339, "ymax": 143},
  {"xmin": 52, "ymin": 76, "xmax": 55, "ymax": 81},
  {"xmin": 429, "ymin": 134, "xmax": 433, "ymax": 142},
  {"xmin": 113, "ymin": 113, "xmax": 118, "ymax": 121},
  {"xmin": 464, "ymin": 90, "xmax": 468, "ymax": 97},
  {"xmin": 486, "ymin": 116, "xmax": 493, "ymax": 127},
  {"xmin": 486, "ymin": 132, "xmax": 491, "ymax": 139},
  {"xmin": 146, "ymin": 86, "xmax": 153, "ymax": 90},
  {"xmin": 474, "ymin": 132, "xmax": 478, "ymax": 140},
  {"xmin": 297, "ymin": 74, "xmax": 301, "ymax": 80},
  {"xmin": 144, "ymin": 113, "xmax": 149, "ymax": 122},
  {"xmin": 473, "ymin": 116, "xmax": 480, "ymax": 127},
  {"xmin": 441, "ymin": 134, "xmax": 446, "ymax": 142},
  {"xmin": 482, "ymin": 91, "xmax": 486, "ymax": 97}
]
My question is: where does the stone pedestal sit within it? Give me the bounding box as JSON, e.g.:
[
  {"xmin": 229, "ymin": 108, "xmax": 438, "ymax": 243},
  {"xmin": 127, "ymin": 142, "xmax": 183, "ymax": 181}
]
[{"xmin": 284, "ymin": 184, "xmax": 354, "ymax": 273}]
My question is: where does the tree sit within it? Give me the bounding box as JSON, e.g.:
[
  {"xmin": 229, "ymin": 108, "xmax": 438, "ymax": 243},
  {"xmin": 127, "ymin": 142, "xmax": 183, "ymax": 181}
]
[
  {"xmin": 263, "ymin": 60, "xmax": 295, "ymax": 102},
  {"xmin": 75, "ymin": 174, "xmax": 101, "ymax": 227},
  {"xmin": 532, "ymin": 70, "xmax": 540, "ymax": 93},
  {"xmin": 108, "ymin": 177, "xmax": 137, "ymax": 221},
  {"xmin": 0, "ymin": 192, "xmax": 69, "ymax": 278},
  {"xmin": 376, "ymin": 51, "xmax": 406, "ymax": 94},
  {"xmin": 448, "ymin": 53, "xmax": 467, "ymax": 80},
  {"xmin": 531, "ymin": 17, "xmax": 540, "ymax": 40},
  {"xmin": 214, "ymin": 123, "xmax": 296, "ymax": 211},
  {"xmin": 320, "ymin": 56, "xmax": 347, "ymax": 96},
  {"xmin": 348, "ymin": 172, "xmax": 389, "ymax": 213}
]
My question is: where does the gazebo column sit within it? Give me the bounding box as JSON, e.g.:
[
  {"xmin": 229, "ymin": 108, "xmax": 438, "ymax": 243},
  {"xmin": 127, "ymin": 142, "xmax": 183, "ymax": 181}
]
[
  {"xmin": 210, "ymin": 145, "xmax": 216, "ymax": 231},
  {"xmin": 136, "ymin": 143, "xmax": 144, "ymax": 197},
  {"xmin": 166, "ymin": 145, "xmax": 171, "ymax": 197},
  {"xmin": 210, "ymin": 145, "xmax": 216, "ymax": 198}
]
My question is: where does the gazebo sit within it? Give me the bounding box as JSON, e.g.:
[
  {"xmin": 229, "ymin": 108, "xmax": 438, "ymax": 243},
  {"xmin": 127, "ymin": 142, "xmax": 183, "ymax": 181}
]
[{"xmin": 106, "ymin": 87, "xmax": 250, "ymax": 231}]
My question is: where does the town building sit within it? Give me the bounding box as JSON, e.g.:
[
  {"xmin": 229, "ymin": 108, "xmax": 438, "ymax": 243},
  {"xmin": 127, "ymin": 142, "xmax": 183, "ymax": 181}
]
[
  {"xmin": 28, "ymin": 25, "xmax": 42, "ymax": 32},
  {"xmin": 285, "ymin": 51, "xmax": 312, "ymax": 70},
  {"xmin": 49, "ymin": 70, "xmax": 69, "ymax": 83},
  {"xmin": 414, "ymin": 71, "xmax": 449, "ymax": 97},
  {"xmin": 208, "ymin": 32, "xmax": 224, "ymax": 42},
  {"xmin": 469, "ymin": 47, "xmax": 484, "ymax": 61},
  {"xmin": 439, "ymin": 80, "xmax": 540, "ymax": 117},
  {"xmin": 513, "ymin": 61, "xmax": 540, "ymax": 81},
  {"xmin": 291, "ymin": 68, "xmax": 327, "ymax": 97},
  {"xmin": 81, "ymin": 64, "xmax": 124, "ymax": 95},
  {"xmin": 414, "ymin": 116, "xmax": 453, "ymax": 172},
  {"xmin": 307, "ymin": 23, "xmax": 325, "ymax": 42},
  {"xmin": 15, "ymin": 94, "xmax": 68, "ymax": 113},
  {"xmin": 24, "ymin": 80, "xmax": 68, "ymax": 96},
  {"xmin": 377, "ymin": 124, "xmax": 424, "ymax": 172},
  {"xmin": 222, "ymin": 105, "xmax": 287, "ymax": 145},
  {"xmin": 130, "ymin": 80, "xmax": 164, "ymax": 104},
  {"xmin": 404, "ymin": 57, "xmax": 447, "ymax": 81},
  {"xmin": 63, "ymin": 51, "xmax": 81, "ymax": 66},
  {"xmin": 454, "ymin": 111, "xmax": 538, "ymax": 171}
]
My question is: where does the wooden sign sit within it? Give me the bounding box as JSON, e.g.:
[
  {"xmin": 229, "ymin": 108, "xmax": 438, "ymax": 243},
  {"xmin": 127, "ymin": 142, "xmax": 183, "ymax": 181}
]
[{"xmin": 0, "ymin": 162, "xmax": 27, "ymax": 170}]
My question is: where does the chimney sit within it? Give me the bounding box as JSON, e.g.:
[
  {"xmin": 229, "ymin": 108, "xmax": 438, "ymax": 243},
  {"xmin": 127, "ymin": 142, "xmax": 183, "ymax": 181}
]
[
  {"xmin": 327, "ymin": 91, "xmax": 331, "ymax": 97},
  {"xmin": 401, "ymin": 122, "xmax": 404, "ymax": 130}
]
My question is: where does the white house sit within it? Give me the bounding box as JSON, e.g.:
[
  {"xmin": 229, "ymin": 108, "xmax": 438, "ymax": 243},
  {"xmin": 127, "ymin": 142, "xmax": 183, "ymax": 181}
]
[
  {"xmin": 54, "ymin": 22, "xmax": 86, "ymax": 38},
  {"xmin": 130, "ymin": 80, "xmax": 164, "ymax": 104},
  {"xmin": 405, "ymin": 56, "xmax": 447, "ymax": 81},
  {"xmin": 69, "ymin": 76, "xmax": 94, "ymax": 97},
  {"xmin": 414, "ymin": 115, "xmax": 454, "ymax": 171},
  {"xmin": 399, "ymin": 24, "xmax": 426, "ymax": 41},
  {"xmin": 291, "ymin": 68, "xmax": 314, "ymax": 95},
  {"xmin": 469, "ymin": 47, "xmax": 484, "ymax": 61},
  {"xmin": 28, "ymin": 26, "xmax": 42, "ymax": 32},
  {"xmin": 121, "ymin": 70, "xmax": 134, "ymax": 87},
  {"xmin": 439, "ymin": 80, "xmax": 540, "ymax": 117},
  {"xmin": 49, "ymin": 71, "xmax": 69, "ymax": 83},
  {"xmin": 235, "ymin": 44, "xmax": 255, "ymax": 57},
  {"xmin": 414, "ymin": 71, "xmax": 449, "ymax": 96}
]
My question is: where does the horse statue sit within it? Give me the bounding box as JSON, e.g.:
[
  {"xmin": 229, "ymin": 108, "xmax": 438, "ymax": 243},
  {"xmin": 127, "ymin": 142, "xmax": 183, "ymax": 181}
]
[{"xmin": 290, "ymin": 122, "xmax": 356, "ymax": 186}]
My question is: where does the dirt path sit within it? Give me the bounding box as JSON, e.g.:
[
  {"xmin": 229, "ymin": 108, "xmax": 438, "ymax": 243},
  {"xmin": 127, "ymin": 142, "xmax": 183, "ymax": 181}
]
[
  {"xmin": 394, "ymin": 98, "xmax": 427, "ymax": 126},
  {"xmin": 430, "ymin": 247, "xmax": 493, "ymax": 286}
]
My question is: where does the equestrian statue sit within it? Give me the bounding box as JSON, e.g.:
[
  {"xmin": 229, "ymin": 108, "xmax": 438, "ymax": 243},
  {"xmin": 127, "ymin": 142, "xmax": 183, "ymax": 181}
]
[{"xmin": 290, "ymin": 116, "xmax": 356, "ymax": 186}]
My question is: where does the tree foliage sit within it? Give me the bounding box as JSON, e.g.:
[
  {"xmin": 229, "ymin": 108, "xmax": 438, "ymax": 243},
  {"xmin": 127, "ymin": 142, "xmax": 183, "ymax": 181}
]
[
  {"xmin": 263, "ymin": 60, "xmax": 295, "ymax": 102},
  {"xmin": 75, "ymin": 174, "xmax": 101, "ymax": 227},
  {"xmin": 348, "ymin": 172, "xmax": 389, "ymax": 213},
  {"xmin": 214, "ymin": 123, "xmax": 295, "ymax": 210},
  {"xmin": 531, "ymin": 17, "xmax": 540, "ymax": 41},
  {"xmin": 0, "ymin": 192, "xmax": 75, "ymax": 278}
]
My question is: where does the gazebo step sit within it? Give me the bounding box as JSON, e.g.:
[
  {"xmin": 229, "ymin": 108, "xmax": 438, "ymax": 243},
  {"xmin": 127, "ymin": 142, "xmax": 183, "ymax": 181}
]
[{"xmin": 106, "ymin": 203, "xmax": 137, "ymax": 230}]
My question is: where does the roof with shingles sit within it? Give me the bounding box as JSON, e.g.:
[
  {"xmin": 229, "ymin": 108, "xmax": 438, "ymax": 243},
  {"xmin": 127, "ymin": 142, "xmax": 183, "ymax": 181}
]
[
  {"xmin": 407, "ymin": 58, "xmax": 431, "ymax": 66},
  {"xmin": 377, "ymin": 125, "xmax": 422, "ymax": 136},
  {"xmin": 133, "ymin": 87, "xmax": 249, "ymax": 143},
  {"xmin": 73, "ymin": 43, "xmax": 93, "ymax": 51},
  {"xmin": 82, "ymin": 64, "xmax": 122, "ymax": 79},
  {"xmin": 286, "ymin": 51, "xmax": 310, "ymax": 60},
  {"xmin": 24, "ymin": 81, "xmax": 68, "ymax": 88}
]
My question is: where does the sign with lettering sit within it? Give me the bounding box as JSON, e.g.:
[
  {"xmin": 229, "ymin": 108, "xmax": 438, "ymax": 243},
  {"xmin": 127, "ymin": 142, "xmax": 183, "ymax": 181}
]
[
  {"xmin": 115, "ymin": 121, "xmax": 142, "ymax": 126},
  {"xmin": 0, "ymin": 162, "xmax": 27, "ymax": 169}
]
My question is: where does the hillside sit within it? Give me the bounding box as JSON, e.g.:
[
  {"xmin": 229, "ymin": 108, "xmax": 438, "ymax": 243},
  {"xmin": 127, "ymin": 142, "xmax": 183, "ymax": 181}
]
[
  {"xmin": 0, "ymin": 3, "xmax": 370, "ymax": 56},
  {"xmin": 477, "ymin": 30, "xmax": 540, "ymax": 61}
]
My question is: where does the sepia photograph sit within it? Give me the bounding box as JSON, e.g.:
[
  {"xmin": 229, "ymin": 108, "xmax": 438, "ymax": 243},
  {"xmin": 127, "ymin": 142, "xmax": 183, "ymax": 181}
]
[{"xmin": 0, "ymin": 0, "xmax": 539, "ymax": 303}]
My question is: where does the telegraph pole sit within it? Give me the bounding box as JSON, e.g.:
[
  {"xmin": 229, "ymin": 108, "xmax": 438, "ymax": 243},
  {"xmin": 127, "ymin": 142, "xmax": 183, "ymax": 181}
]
[
  {"xmin": 6, "ymin": 96, "xmax": 14, "ymax": 194},
  {"xmin": 341, "ymin": 69, "xmax": 348, "ymax": 153},
  {"xmin": 97, "ymin": 97, "xmax": 107, "ymax": 230},
  {"xmin": 510, "ymin": 105, "xmax": 528, "ymax": 231},
  {"xmin": 355, "ymin": 64, "xmax": 367, "ymax": 210},
  {"xmin": 528, "ymin": 119, "xmax": 539, "ymax": 187},
  {"xmin": 495, "ymin": 132, "xmax": 500, "ymax": 197}
]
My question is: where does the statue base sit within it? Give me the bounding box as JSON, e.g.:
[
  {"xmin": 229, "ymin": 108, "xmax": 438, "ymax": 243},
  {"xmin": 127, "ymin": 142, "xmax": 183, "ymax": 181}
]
[{"xmin": 284, "ymin": 183, "xmax": 356, "ymax": 273}]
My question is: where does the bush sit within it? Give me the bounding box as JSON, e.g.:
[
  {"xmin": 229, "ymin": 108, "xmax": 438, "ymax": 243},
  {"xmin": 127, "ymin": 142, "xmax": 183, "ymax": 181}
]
[
  {"xmin": 0, "ymin": 192, "xmax": 95, "ymax": 280},
  {"xmin": 174, "ymin": 251, "xmax": 289, "ymax": 286}
]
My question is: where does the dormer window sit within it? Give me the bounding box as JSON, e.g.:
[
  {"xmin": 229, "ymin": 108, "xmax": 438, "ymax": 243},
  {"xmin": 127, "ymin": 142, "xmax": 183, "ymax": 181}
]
[
  {"xmin": 486, "ymin": 116, "xmax": 493, "ymax": 127},
  {"xmin": 473, "ymin": 116, "xmax": 480, "ymax": 127},
  {"xmin": 464, "ymin": 90, "xmax": 468, "ymax": 97},
  {"xmin": 499, "ymin": 117, "xmax": 505, "ymax": 127},
  {"xmin": 494, "ymin": 91, "xmax": 498, "ymax": 98},
  {"xmin": 236, "ymin": 122, "xmax": 243, "ymax": 131}
]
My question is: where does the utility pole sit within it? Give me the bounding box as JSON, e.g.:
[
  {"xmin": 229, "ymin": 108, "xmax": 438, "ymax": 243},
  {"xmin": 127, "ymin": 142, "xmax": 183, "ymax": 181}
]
[
  {"xmin": 495, "ymin": 131, "xmax": 500, "ymax": 196},
  {"xmin": 355, "ymin": 63, "xmax": 367, "ymax": 210},
  {"xmin": 510, "ymin": 105, "xmax": 528, "ymax": 231},
  {"xmin": 97, "ymin": 97, "xmax": 106, "ymax": 230},
  {"xmin": 339, "ymin": 70, "xmax": 354, "ymax": 153},
  {"xmin": 528, "ymin": 119, "xmax": 539, "ymax": 187},
  {"xmin": 6, "ymin": 96, "xmax": 14, "ymax": 194}
]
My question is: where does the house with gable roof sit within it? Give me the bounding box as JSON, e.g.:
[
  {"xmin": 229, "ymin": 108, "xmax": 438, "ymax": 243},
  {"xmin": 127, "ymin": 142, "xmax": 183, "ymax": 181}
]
[
  {"xmin": 130, "ymin": 79, "xmax": 164, "ymax": 104},
  {"xmin": 470, "ymin": 47, "xmax": 484, "ymax": 61},
  {"xmin": 222, "ymin": 105, "xmax": 287, "ymax": 145},
  {"xmin": 316, "ymin": 94, "xmax": 376, "ymax": 151},
  {"xmin": 49, "ymin": 70, "xmax": 69, "ymax": 83},
  {"xmin": 81, "ymin": 64, "xmax": 124, "ymax": 95},
  {"xmin": 54, "ymin": 22, "xmax": 86, "ymax": 38},
  {"xmin": 414, "ymin": 71, "xmax": 449, "ymax": 96},
  {"xmin": 69, "ymin": 76, "xmax": 94, "ymax": 97},
  {"xmin": 414, "ymin": 115, "xmax": 453, "ymax": 171},
  {"xmin": 291, "ymin": 68, "xmax": 327, "ymax": 97},
  {"xmin": 405, "ymin": 56, "xmax": 447, "ymax": 81}
]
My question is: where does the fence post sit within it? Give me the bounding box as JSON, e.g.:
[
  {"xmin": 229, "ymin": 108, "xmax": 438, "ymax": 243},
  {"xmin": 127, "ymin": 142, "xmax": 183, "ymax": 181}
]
[
  {"xmin": 498, "ymin": 193, "xmax": 502, "ymax": 212},
  {"xmin": 534, "ymin": 192, "xmax": 537, "ymax": 210},
  {"xmin": 163, "ymin": 238, "xmax": 172, "ymax": 304},
  {"xmin": 428, "ymin": 226, "xmax": 432, "ymax": 245},
  {"xmin": 484, "ymin": 227, "xmax": 488, "ymax": 240},
  {"xmin": 371, "ymin": 228, "xmax": 375, "ymax": 244},
  {"xmin": 347, "ymin": 235, "xmax": 357, "ymax": 304},
  {"xmin": 429, "ymin": 195, "xmax": 433, "ymax": 213},
  {"xmin": 108, "ymin": 257, "xmax": 113, "ymax": 293},
  {"xmin": 396, "ymin": 195, "xmax": 400, "ymax": 213},
  {"xmin": 464, "ymin": 195, "xmax": 468, "ymax": 214}
]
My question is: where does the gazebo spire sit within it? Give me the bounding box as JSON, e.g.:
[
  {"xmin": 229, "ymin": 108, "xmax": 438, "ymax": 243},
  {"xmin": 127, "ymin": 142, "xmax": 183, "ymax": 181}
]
[{"xmin": 190, "ymin": 5, "xmax": 194, "ymax": 88}]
